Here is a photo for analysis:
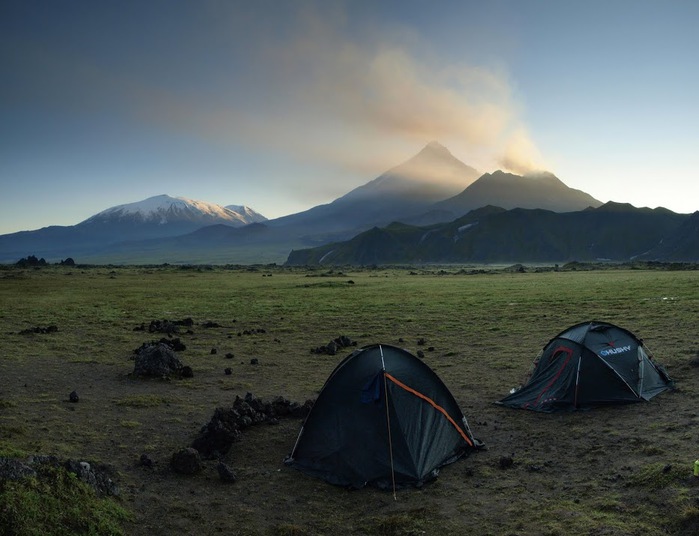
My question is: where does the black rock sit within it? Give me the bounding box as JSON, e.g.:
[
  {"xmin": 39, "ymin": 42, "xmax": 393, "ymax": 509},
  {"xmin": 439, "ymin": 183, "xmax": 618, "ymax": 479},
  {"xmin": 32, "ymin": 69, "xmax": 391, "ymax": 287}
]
[
  {"xmin": 499, "ymin": 455, "xmax": 514, "ymax": 469},
  {"xmin": 69, "ymin": 391, "xmax": 79, "ymax": 403},
  {"xmin": 170, "ymin": 448, "xmax": 202, "ymax": 475},
  {"xmin": 132, "ymin": 343, "xmax": 185, "ymax": 379},
  {"xmin": 217, "ymin": 462, "xmax": 236, "ymax": 483}
]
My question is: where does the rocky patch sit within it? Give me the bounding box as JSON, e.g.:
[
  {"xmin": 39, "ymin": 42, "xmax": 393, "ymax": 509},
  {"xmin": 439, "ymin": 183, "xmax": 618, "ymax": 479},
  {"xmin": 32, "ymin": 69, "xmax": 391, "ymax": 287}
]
[
  {"xmin": 0, "ymin": 455, "xmax": 118, "ymax": 497},
  {"xmin": 19, "ymin": 325, "xmax": 58, "ymax": 334},
  {"xmin": 191, "ymin": 393, "xmax": 314, "ymax": 459},
  {"xmin": 310, "ymin": 335, "xmax": 357, "ymax": 356},
  {"xmin": 133, "ymin": 318, "xmax": 194, "ymax": 335}
]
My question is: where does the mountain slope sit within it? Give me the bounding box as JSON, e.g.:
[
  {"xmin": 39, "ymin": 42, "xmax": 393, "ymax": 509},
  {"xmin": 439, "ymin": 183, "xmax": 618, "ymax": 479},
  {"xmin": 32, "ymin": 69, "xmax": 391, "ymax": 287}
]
[
  {"xmin": 428, "ymin": 170, "xmax": 602, "ymax": 222},
  {"xmin": 285, "ymin": 203, "xmax": 689, "ymax": 265},
  {"xmin": 224, "ymin": 205, "xmax": 268, "ymax": 224},
  {"xmin": 265, "ymin": 141, "xmax": 481, "ymax": 235},
  {"xmin": 0, "ymin": 195, "xmax": 266, "ymax": 263},
  {"xmin": 638, "ymin": 211, "xmax": 699, "ymax": 261}
]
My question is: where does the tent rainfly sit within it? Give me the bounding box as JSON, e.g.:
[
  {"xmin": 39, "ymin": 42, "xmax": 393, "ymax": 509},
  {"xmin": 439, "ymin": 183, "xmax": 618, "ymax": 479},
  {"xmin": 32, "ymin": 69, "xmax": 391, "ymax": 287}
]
[
  {"xmin": 497, "ymin": 321, "xmax": 673, "ymax": 412},
  {"xmin": 285, "ymin": 344, "xmax": 482, "ymax": 490}
]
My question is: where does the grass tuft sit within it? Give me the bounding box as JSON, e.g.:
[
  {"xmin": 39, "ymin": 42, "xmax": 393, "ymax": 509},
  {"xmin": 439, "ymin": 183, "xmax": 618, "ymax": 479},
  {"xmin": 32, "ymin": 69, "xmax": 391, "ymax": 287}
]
[{"xmin": 0, "ymin": 463, "xmax": 132, "ymax": 536}]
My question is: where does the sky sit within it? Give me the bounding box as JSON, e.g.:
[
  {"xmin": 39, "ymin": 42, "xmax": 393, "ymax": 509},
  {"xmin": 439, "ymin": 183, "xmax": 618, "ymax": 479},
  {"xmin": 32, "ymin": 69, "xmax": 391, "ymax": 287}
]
[{"xmin": 2, "ymin": 0, "xmax": 699, "ymax": 234}]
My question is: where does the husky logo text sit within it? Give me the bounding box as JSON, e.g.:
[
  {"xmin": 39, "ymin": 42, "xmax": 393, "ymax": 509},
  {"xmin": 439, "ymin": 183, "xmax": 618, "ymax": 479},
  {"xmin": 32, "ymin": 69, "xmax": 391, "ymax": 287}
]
[{"xmin": 599, "ymin": 345, "xmax": 632, "ymax": 356}]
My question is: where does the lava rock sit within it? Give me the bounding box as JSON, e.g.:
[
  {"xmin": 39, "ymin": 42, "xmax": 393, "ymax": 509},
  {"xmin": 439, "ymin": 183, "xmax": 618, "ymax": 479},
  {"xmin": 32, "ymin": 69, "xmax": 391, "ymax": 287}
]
[
  {"xmin": 217, "ymin": 462, "xmax": 237, "ymax": 483},
  {"xmin": 170, "ymin": 448, "xmax": 203, "ymax": 475},
  {"xmin": 132, "ymin": 343, "xmax": 190, "ymax": 379}
]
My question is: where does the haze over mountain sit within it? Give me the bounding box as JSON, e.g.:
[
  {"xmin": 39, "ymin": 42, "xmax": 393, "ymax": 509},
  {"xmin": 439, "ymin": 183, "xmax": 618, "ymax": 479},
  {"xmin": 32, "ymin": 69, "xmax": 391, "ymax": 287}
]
[
  {"xmin": 266, "ymin": 141, "xmax": 481, "ymax": 236},
  {"xmin": 2, "ymin": 142, "xmax": 691, "ymax": 265}
]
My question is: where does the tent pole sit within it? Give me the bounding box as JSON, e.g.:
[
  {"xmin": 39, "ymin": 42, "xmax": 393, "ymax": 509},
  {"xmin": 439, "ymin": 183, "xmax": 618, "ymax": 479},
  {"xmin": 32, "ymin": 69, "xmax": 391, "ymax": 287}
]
[
  {"xmin": 574, "ymin": 353, "xmax": 582, "ymax": 408},
  {"xmin": 380, "ymin": 345, "xmax": 397, "ymax": 500}
]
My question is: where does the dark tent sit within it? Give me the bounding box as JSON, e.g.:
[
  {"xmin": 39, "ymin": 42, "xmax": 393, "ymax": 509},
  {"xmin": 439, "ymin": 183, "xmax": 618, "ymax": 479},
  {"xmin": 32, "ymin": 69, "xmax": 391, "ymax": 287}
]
[
  {"xmin": 497, "ymin": 321, "xmax": 673, "ymax": 412},
  {"xmin": 285, "ymin": 344, "xmax": 482, "ymax": 489}
]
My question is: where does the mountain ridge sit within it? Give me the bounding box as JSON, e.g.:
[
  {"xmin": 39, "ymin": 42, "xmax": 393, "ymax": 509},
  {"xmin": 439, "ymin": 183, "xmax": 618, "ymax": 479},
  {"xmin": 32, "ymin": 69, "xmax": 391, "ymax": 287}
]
[
  {"xmin": 285, "ymin": 203, "xmax": 693, "ymax": 265},
  {"xmin": 1, "ymin": 142, "xmax": 692, "ymax": 265}
]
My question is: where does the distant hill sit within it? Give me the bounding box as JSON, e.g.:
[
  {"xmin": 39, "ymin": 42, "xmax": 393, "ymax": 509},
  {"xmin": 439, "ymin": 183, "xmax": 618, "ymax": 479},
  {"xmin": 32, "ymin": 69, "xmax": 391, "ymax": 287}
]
[
  {"xmin": 0, "ymin": 195, "xmax": 266, "ymax": 263},
  {"xmin": 285, "ymin": 202, "xmax": 692, "ymax": 265}
]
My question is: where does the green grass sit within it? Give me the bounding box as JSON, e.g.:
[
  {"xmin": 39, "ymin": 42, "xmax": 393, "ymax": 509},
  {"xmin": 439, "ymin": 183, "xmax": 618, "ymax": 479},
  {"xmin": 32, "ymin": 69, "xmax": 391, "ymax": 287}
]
[
  {"xmin": 0, "ymin": 463, "xmax": 132, "ymax": 536},
  {"xmin": 1, "ymin": 263, "xmax": 699, "ymax": 535}
]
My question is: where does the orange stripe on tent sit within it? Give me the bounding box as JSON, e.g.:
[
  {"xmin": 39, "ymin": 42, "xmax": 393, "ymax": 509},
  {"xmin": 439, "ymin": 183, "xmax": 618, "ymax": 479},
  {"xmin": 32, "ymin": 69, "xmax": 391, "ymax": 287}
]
[{"xmin": 384, "ymin": 372, "xmax": 473, "ymax": 447}]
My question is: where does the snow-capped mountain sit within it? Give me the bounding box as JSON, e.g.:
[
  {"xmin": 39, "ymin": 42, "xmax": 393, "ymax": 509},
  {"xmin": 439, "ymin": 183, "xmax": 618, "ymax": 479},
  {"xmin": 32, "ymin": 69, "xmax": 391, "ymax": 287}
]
[
  {"xmin": 0, "ymin": 194, "xmax": 268, "ymax": 263},
  {"xmin": 224, "ymin": 204, "xmax": 268, "ymax": 224},
  {"xmin": 83, "ymin": 194, "xmax": 264, "ymax": 227}
]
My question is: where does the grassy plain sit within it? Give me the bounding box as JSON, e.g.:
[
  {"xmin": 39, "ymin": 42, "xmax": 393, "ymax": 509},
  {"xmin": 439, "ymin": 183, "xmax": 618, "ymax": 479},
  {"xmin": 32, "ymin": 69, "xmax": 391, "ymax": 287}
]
[{"xmin": 1, "ymin": 264, "xmax": 699, "ymax": 535}]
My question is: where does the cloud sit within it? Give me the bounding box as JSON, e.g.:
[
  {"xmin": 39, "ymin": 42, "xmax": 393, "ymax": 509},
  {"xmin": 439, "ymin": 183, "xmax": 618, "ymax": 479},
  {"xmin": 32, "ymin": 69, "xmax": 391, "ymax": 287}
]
[
  {"xmin": 196, "ymin": 3, "xmax": 547, "ymax": 177},
  {"xmin": 6, "ymin": 2, "xmax": 547, "ymax": 184},
  {"xmin": 500, "ymin": 126, "xmax": 548, "ymax": 175}
]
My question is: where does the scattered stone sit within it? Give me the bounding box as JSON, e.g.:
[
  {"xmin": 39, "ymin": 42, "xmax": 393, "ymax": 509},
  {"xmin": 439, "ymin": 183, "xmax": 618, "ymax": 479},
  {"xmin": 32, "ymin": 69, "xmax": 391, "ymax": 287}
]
[
  {"xmin": 240, "ymin": 328, "xmax": 266, "ymax": 335},
  {"xmin": 202, "ymin": 321, "xmax": 222, "ymax": 328},
  {"xmin": 428, "ymin": 346, "xmax": 435, "ymax": 352},
  {"xmin": 69, "ymin": 390, "xmax": 79, "ymax": 403},
  {"xmin": 224, "ymin": 368, "xmax": 232, "ymax": 375},
  {"xmin": 250, "ymin": 358, "xmax": 259, "ymax": 365},
  {"xmin": 310, "ymin": 335, "xmax": 357, "ymax": 355},
  {"xmin": 225, "ymin": 353, "xmax": 235, "ymax": 359},
  {"xmin": 499, "ymin": 455, "xmax": 514, "ymax": 469},
  {"xmin": 139, "ymin": 454, "xmax": 154, "ymax": 468},
  {"xmin": 133, "ymin": 318, "xmax": 194, "ymax": 335},
  {"xmin": 688, "ymin": 354, "xmax": 699, "ymax": 367},
  {"xmin": 417, "ymin": 350, "xmax": 425, "ymax": 358},
  {"xmin": 211, "ymin": 348, "xmax": 218, "ymax": 355},
  {"xmin": 181, "ymin": 366, "xmax": 194, "ymax": 378},
  {"xmin": 170, "ymin": 447, "xmax": 203, "ymax": 475},
  {"xmin": 19, "ymin": 325, "xmax": 58, "ymax": 335},
  {"xmin": 217, "ymin": 462, "xmax": 237, "ymax": 483},
  {"xmin": 417, "ymin": 338, "xmax": 426, "ymax": 346}
]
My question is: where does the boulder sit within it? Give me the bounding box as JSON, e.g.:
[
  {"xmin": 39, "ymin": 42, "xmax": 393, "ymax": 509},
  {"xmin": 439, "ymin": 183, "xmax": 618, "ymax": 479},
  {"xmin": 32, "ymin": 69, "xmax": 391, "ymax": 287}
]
[
  {"xmin": 132, "ymin": 343, "xmax": 188, "ymax": 379},
  {"xmin": 170, "ymin": 448, "xmax": 203, "ymax": 475}
]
